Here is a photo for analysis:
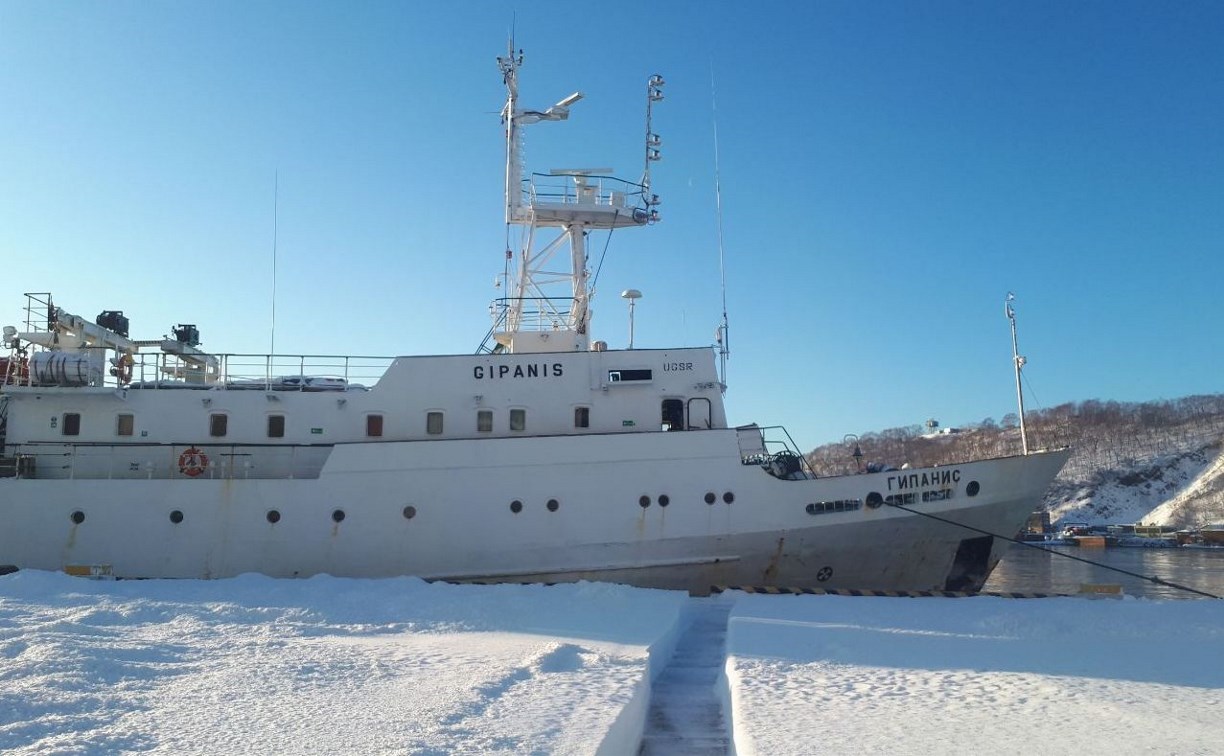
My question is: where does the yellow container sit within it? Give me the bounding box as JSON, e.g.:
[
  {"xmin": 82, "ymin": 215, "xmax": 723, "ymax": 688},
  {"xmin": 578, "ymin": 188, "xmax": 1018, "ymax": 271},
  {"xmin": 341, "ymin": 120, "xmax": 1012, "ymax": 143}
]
[{"xmin": 1080, "ymin": 583, "xmax": 1124, "ymax": 596}]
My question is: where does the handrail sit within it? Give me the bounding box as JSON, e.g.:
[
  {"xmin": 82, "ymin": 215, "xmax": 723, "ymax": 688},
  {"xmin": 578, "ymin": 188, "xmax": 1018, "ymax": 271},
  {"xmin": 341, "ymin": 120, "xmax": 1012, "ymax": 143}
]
[
  {"xmin": 746, "ymin": 424, "xmax": 819, "ymax": 478},
  {"xmin": 3, "ymin": 351, "xmax": 398, "ymax": 391},
  {"xmin": 523, "ymin": 173, "xmax": 647, "ymax": 210}
]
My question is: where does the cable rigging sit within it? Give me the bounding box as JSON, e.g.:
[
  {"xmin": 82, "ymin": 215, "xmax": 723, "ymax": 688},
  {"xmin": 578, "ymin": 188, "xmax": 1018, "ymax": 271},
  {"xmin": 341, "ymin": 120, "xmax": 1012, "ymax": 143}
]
[{"xmin": 889, "ymin": 501, "xmax": 1221, "ymax": 599}]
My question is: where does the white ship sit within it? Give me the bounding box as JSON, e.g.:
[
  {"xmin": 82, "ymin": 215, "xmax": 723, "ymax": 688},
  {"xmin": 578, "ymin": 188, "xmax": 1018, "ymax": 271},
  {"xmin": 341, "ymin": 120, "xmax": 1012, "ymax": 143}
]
[{"xmin": 0, "ymin": 48, "xmax": 1069, "ymax": 593}]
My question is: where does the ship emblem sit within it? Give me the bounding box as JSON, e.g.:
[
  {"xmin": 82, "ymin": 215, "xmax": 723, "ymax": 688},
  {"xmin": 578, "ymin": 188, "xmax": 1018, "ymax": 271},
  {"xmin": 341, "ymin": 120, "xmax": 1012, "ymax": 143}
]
[
  {"xmin": 816, "ymin": 566, "xmax": 834, "ymax": 582},
  {"xmin": 178, "ymin": 447, "xmax": 209, "ymax": 478}
]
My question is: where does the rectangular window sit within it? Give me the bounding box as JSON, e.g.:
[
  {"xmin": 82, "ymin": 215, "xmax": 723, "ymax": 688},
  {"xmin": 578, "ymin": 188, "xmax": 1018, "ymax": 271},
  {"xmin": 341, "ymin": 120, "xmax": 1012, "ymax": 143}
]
[
  {"xmin": 608, "ymin": 369, "xmax": 653, "ymax": 383},
  {"xmin": 806, "ymin": 499, "xmax": 863, "ymax": 516},
  {"xmin": 267, "ymin": 414, "xmax": 285, "ymax": 438},
  {"xmin": 477, "ymin": 409, "xmax": 493, "ymax": 433},
  {"xmin": 209, "ymin": 413, "xmax": 228, "ymax": 437},
  {"xmin": 366, "ymin": 414, "xmax": 384, "ymax": 437},
  {"xmin": 63, "ymin": 412, "xmax": 81, "ymax": 436},
  {"xmin": 509, "ymin": 408, "xmax": 526, "ymax": 432},
  {"xmin": 426, "ymin": 411, "xmax": 444, "ymax": 435},
  {"xmin": 116, "ymin": 413, "xmax": 134, "ymax": 437},
  {"xmin": 574, "ymin": 407, "xmax": 590, "ymax": 428}
]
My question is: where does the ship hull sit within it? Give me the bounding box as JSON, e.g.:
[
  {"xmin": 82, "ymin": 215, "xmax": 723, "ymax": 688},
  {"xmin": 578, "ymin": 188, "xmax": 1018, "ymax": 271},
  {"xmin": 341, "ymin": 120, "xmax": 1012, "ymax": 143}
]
[{"xmin": 0, "ymin": 430, "xmax": 1068, "ymax": 593}]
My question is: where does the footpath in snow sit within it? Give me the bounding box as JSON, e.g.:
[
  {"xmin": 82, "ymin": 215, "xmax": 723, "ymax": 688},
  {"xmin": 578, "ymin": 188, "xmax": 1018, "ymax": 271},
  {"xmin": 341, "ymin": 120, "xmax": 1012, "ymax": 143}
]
[
  {"xmin": 639, "ymin": 595, "xmax": 733, "ymax": 755},
  {"xmin": 2, "ymin": 571, "xmax": 1223, "ymax": 755}
]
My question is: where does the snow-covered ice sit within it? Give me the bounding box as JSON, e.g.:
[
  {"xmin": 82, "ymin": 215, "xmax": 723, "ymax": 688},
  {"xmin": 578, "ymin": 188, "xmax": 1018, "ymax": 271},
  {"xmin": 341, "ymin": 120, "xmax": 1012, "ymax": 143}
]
[
  {"xmin": 0, "ymin": 573, "xmax": 685, "ymax": 755},
  {"xmin": 2, "ymin": 571, "xmax": 1221, "ymax": 755},
  {"xmin": 727, "ymin": 594, "xmax": 1224, "ymax": 755}
]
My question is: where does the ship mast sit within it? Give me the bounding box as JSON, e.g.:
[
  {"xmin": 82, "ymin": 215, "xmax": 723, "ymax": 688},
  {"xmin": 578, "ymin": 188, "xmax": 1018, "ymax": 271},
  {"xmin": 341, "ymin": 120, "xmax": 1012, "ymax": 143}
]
[
  {"xmin": 487, "ymin": 45, "xmax": 661, "ymax": 354},
  {"xmin": 1006, "ymin": 292, "xmax": 1030, "ymax": 455}
]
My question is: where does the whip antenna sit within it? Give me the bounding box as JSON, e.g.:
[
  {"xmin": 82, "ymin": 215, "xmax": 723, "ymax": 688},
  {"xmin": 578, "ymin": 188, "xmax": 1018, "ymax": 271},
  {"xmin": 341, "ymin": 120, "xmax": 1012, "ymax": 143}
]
[
  {"xmin": 271, "ymin": 170, "xmax": 278, "ymax": 357},
  {"xmin": 711, "ymin": 65, "xmax": 730, "ymax": 390}
]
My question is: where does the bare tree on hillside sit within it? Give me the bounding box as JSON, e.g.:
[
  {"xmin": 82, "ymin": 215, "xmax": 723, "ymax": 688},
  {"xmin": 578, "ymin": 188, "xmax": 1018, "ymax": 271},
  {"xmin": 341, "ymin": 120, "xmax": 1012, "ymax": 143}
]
[{"xmin": 804, "ymin": 394, "xmax": 1224, "ymax": 485}]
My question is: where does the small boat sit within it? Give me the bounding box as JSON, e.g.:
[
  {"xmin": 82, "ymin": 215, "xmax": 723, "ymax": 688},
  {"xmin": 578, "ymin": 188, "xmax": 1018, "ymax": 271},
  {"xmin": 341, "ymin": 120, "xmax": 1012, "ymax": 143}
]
[{"xmin": 0, "ymin": 46, "xmax": 1069, "ymax": 594}]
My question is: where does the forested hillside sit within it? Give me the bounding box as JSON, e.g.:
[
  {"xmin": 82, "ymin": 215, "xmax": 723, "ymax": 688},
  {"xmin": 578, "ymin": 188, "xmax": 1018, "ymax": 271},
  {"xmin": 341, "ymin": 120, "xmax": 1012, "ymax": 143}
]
[{"xmin": 804, "ymin": 394, "xmax": 1224, "ymax": 527}]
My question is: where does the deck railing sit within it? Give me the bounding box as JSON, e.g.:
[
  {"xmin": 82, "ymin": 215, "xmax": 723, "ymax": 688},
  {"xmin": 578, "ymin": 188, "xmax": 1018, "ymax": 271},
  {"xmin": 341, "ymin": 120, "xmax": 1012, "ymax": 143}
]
[
  {"xmin": 524, "ymin": 173, "xmax": 646, "ymax": 209},
  {"xmin": 2, "ymin": 351, "xmax": 397, "ymax": 391}
]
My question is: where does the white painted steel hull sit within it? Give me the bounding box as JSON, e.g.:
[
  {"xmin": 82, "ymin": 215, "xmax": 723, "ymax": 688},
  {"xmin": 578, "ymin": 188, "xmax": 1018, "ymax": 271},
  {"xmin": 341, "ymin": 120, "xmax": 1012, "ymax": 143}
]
[{"xmin": 0, "ymin": 430, "xmax": 1069, "ymax": 593}]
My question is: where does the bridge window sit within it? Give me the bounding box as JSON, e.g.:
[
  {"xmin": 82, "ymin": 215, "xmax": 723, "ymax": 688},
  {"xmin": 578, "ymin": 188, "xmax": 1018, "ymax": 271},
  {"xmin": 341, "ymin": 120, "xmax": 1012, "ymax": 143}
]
[
  {"xmin": 574, "ymin": 406, "xmax": 590, "ymax": 428},
  {"xmin": 366, "ymin": 414, "xmax": 383, "ymax": 437},
  {"xmin": 209, "ymin": 413, "xmax": 227, "ymax": 437},
  {"xmin": 509, "ymin": 408, "xmax": 526, "ymax": 432},
  {"xmin": 477, "ymin": 410, "xmax": 493, "ymax": 433},
  {"xmin": 62, "ymin": 412, "xmax": 81, "ymax": 436},
  {"xmin": 116, "ymin": 413, "xmax": 134, "ymax": 437},
  {"xmin": 267, "ymin": 414, "xmax": 285, "ymax": 438},
  {"xmin": 426, "ymin": 411, "xmax": 444, "ymax": 435},
  {"xmin": 608, "ymin": 369, "xmax": 652, "ymax": 383}
]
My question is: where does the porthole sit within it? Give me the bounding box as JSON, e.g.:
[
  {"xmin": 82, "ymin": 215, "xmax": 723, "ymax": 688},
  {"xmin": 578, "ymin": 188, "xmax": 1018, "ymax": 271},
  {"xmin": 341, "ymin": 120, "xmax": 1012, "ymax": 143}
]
[
  {"xmin": 510, "ymin": 500, "xmax": 523, "ymax": 514},
  {"xmin": 332, "ymin": 509, "xmax": 346, "ymax": 523},
  {"xmin": 266, "ymin": 510, "xmax": 281, "ymax": 524},
  {"xmin": 70, "ymin": 510, "xmax": 85, "ymax": 525},
  {"xmin": 723, "ymin": 492, "xmax": 735, "ymax": 504},
  {"xmin": 865, "ymin": 492, "xmax": 884, "ymax": 509},
  {"xmin": 547, "ymin": 499, "xmax": 559, "ymax": 512},
  {"xmin": 170, "ymin": 510, "xmax": 184, "ymax": 524},
  {"xmin": 966, "ymin": 481, "xmax": 980, "ymax": 497},
  {"xmin": 403, "ymin": 505, "xmax": 417, "ymax": 519},
  {"xmin": 658, "ymin": 494, "xmax": 670, "ymax": 507},
  {"xmin": 639, "ymin": 495, "xmax": 651, "ymax": 508},
  {"xmin": 704, "ymin": 492, "xmax": 716, "ymax": 505}
]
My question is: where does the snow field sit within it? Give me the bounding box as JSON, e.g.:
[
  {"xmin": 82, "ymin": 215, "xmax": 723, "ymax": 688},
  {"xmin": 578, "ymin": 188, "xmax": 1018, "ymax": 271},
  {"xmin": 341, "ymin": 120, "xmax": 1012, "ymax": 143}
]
[
  {"xmin": 726, "ymin": 594, "xmax": 1224, "ymax": 755},
  {"xmin": 0, "ymin": 572, "xmax": 686, "ymax": 755},
  {"xmin": 3, "ymin": 572, "xmax": 1223, "ymax": 755}
]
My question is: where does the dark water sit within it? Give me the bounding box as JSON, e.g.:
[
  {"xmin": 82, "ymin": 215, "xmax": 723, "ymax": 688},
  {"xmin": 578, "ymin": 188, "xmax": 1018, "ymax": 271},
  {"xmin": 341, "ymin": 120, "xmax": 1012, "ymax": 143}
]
[{"xmin": 983, "ymin": 543, "xmax": 1224, "ymax": 599}]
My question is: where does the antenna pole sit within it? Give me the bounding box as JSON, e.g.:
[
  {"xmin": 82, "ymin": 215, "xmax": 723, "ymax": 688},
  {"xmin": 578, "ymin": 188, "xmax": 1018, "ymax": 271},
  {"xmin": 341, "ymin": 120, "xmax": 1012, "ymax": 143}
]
[
  {"xmin": 1006, "ymin": 292, "xmax": 1029, "ymax": 455},
  {"xmin": 643, "ymin": 75, "xmax": 664, "ymax": 205},
  {"xmin": 271, "ymin": 170, "xmax": 278, "ymax": 357},
  {"xmin": 711, "ymin": 64, "xmax": 730, "ymax": 391}
]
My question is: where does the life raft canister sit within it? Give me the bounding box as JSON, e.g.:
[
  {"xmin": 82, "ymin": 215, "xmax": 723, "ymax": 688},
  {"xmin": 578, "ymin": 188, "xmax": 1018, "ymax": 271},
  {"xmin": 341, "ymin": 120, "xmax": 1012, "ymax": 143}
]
[{"xmin": 178, "ymin": 446, "xmax": 209, "ymax": 477}]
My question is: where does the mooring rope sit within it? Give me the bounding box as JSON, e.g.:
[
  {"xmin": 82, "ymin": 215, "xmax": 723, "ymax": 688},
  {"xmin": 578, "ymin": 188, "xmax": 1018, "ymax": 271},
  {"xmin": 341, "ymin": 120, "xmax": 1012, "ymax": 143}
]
[{"xmin": 887, "ymin": 501, "xmax": 1222, "ymax": 600}]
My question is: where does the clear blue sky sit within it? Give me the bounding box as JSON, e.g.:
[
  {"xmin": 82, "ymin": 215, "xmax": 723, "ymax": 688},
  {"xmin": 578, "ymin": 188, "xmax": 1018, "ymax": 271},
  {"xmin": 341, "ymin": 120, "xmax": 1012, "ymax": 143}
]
[{"xmin": 2, "ymin": 1, "xmax": 1221, "ymax": 447}]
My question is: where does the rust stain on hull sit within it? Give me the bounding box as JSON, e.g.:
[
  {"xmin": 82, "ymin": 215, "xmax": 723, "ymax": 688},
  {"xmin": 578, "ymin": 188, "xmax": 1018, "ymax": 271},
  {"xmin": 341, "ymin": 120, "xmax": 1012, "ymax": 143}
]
[{"xmin": 762, "ymin": 536, "xmax": 785, "ymax": 584}]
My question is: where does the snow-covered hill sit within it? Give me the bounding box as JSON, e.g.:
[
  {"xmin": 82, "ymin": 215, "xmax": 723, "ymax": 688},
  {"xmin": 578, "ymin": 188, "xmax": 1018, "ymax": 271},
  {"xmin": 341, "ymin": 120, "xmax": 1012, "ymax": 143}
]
[
  {"xmin": 1135, "ymin": 442, "xmax": 1224, "ymax": 528},
  {"xmin": 1045, "ymin": 441, "xmax": 1224, "ymax": 527},
  {"xmin": 807, "ymin": 394, "xmax": 1224, "ymax": 529}
]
